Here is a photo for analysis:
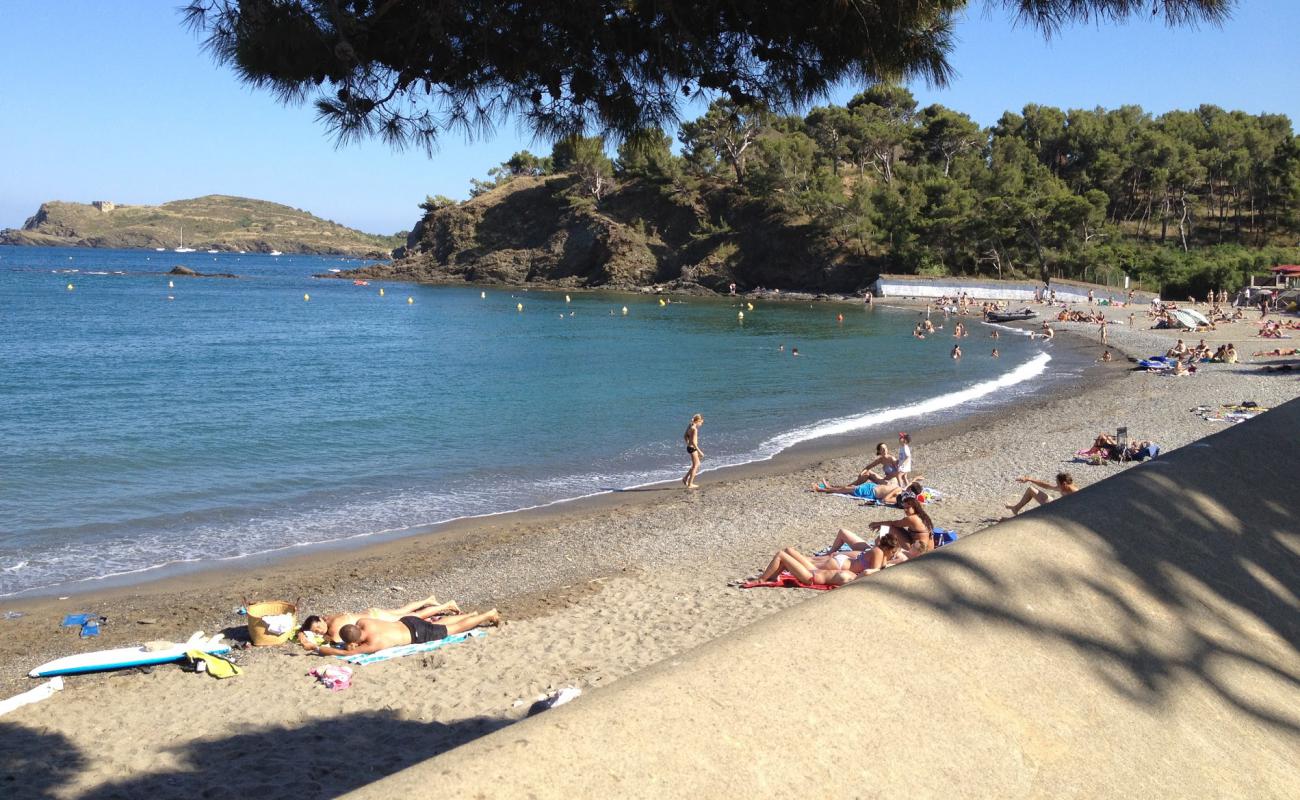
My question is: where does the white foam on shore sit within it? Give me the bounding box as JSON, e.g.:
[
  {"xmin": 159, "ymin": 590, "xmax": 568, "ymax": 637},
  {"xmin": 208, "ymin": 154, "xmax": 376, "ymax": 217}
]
[{"xmin": 760, "ymin": 351, "xmax": 1051, "ymax": 453}]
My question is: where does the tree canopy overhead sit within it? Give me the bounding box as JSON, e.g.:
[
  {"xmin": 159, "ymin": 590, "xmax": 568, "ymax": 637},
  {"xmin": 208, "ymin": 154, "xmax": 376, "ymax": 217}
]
[{"xmin": 183, "ymin": 0, "xmax": 1233, "ymax": 153}]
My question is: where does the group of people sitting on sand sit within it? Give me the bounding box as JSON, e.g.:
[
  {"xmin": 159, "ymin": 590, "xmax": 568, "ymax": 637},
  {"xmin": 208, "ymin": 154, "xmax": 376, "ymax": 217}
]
[
  {"xmin": 1076, "ymin": 432, "xmax": 1159, "ymax": 464},
  {"xmin": 754, "ymin": 488, "xmax": 934, "ymax": 587},
  {"xmin": 297, "ymin": 594, "xmax": 501, "ymax": 656},
  {"xmin": 1057, "ymin": 308, "xmax": 1106, "ymax": 324},
  {"xmin": 1258, "ymin": 320, "xmax": 1299, "ymax": 338}
]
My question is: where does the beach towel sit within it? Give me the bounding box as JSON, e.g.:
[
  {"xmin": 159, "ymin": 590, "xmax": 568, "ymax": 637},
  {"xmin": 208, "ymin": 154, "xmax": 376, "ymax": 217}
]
[
  {"xmin": 336, "ymin": 628, "xmax": 487, "ymax": 665},
  {"xmin": 740, "ymin": 572, "xmax": 837, "ymax": 591}
]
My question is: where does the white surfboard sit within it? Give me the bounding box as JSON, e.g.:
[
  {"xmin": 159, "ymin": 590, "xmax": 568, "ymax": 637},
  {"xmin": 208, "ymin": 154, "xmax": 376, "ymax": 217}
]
[{"xmin": 28, "ymin": 632, "xmax": 230, "ymax": 678}]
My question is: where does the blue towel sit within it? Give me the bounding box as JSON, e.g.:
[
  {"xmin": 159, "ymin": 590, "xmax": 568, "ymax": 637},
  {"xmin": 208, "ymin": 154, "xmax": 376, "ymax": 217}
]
[
  {"xmin": 61, "ymin": 613, "xmax": 93, "ymax": 628},
  {"xmin": 336, "ymin": 628, "xmax": 487, "ymax": 665}
]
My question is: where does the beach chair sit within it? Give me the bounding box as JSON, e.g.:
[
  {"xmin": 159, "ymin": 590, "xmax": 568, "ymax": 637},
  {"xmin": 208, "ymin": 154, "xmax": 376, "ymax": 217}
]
[{"xmin": 1115, "ymin": 426, "xmax": 1129, "ymax": 462}]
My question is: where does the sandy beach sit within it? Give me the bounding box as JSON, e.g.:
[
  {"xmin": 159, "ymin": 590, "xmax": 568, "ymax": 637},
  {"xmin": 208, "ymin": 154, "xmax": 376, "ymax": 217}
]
[{"xmin": 1, "ymin": 302, "xmax": 1297, "ymax": 799}]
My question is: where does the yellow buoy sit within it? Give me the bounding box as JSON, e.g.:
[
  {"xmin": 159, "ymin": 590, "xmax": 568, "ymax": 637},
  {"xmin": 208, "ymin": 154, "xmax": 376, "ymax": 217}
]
[
  {"xmin": 658, "ymin": 298, "xmax": 666, "ymax": 306},
  {"xmin": 517, "ymin": 303, "xmax": 524, "ymax": 312},
  {"xmin": 168, "ymin": 280, "xmax": 174, "ymax": 288},
  {"xmin": 746, "ymin": 302, "xmax": 754, "ymax": 310},
  {"xmin": 407, "ymin": 296, "xmax": 414, "ymax": 304},
  {"xmin": 621, "ymin": 306, "xmax": 629, "ymax": 315},
  {"xmin": 737, "ymin": 311, "xmax": 744, "ymax": 320},
  {"xmin": 379, "ymin": 288, "xmax": 385, "ymax": 296},
  {"xmin": 565, "ymin": 295, "xmax": 571, "ymax": 303},
  {"xmin": 66, "ymin": 283, "xmax": 74, "ymax": 290},
  {"xmin": 304, "ymin": 293, "xmax": 310, "ymax": 301}
]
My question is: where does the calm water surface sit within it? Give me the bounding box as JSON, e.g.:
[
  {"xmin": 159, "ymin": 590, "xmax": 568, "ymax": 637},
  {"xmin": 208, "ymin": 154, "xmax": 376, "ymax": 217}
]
[{"xmin": 0, "ymin": 245, "xmax": 1069, "ymax": 595}]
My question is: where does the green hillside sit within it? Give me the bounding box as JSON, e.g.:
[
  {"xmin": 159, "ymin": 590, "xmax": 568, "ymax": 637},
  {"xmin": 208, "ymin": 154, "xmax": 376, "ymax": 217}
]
[{"xmin": 1, "ymin": 195, "xmax": 402, "ymax": 257}]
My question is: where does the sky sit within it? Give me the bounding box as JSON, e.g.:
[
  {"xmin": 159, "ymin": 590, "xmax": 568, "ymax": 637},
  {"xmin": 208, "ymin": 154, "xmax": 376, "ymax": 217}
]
[{"xmin": 2, "ymin": 1, "xmax": 1298, "ymax": 236}]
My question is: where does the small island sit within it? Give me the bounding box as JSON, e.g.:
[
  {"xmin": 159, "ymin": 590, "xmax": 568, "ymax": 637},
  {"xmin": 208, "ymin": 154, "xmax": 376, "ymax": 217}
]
[{"xmin": 0, "ymin": 194, "xmax": 402, "ymax": 258}]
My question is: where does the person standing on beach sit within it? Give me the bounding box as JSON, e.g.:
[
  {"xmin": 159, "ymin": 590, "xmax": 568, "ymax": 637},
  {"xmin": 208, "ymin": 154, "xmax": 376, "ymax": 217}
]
[
  {"xmin": 683, "ymin": 414, "xmax": 704, "ymax": 489},
  {"xmin": 896, "ymin": 433, "xmax": 913, "ymax": 487}
]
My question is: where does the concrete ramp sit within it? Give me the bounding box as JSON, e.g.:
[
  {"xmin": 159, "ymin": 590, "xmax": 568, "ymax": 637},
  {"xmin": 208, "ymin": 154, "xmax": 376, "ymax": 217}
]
[{"xmin": 351, "ymin": 400, "xmax": 1300, "ymax": 798}]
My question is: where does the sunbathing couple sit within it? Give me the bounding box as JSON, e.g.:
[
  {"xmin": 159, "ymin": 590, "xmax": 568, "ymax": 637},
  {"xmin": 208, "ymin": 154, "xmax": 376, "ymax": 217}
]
[
  {"xmin": 299, "ymin": 594, "xmax": 500, "ymax": 656},
  {"xmin": 754, "ymin": 491, "xmax": 936, "ymax": 586}
]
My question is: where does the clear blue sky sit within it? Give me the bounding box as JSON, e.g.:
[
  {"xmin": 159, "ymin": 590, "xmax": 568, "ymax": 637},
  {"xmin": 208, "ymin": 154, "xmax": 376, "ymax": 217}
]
[{"xmin": 2, "ymin": 1, "xmax": 1297, "ymax": 235}]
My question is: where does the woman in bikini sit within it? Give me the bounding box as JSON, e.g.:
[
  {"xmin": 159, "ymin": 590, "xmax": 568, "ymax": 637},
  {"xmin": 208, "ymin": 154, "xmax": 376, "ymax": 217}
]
[
  {"xmin": 867, "ymin": 492, "xmax": 936, "ymax": 554},
  {"xmin": 852, "ymin": 443, "xmax": 898, "ymax": 485},
  {"xmin": 682, "ymin": 413, "xmax": 704, "ymax": 489},
  {"xmin": 751, "ymin": 531, "xmax": 907, "ymax": 586}
]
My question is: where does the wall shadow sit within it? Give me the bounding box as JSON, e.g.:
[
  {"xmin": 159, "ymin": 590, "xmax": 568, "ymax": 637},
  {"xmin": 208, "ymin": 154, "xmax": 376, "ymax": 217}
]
[
  {"xmin": 0, "ymin": 722, "xmax": 87, "ymax": 800},
  {"xmin": 847, "ymin": 399, "xmax": 1300, "ymax": 736},
  {"xmin": 1, "ymin": 710, "xmax": 510, "ymax": 800}
]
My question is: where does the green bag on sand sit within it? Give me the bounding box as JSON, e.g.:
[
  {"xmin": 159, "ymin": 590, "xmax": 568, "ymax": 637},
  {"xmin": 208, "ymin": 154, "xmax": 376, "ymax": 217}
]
[{"xmin": 185, "ymin": 650, "xmax": 243, "ymax": 679}]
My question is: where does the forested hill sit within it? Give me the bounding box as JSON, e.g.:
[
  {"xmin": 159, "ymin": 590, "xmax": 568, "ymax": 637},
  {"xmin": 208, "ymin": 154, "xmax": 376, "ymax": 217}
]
[
  {"xmin": 1, "ymin": 195, "xmax": 402, "ymax": 258},
  {"xmin": 354, "ymin": 91, "xmax": 1298, "ymax": 296}
]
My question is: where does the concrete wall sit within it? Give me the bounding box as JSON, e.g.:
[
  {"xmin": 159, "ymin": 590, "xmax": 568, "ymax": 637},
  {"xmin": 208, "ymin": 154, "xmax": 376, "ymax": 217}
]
[
  {"xmin": 349, "ymin": 398, "xmax": 1300, "ymax": 799},
  {"xmin": 873, "ymin": 275, "xmax": 1146, "ymax": 305}
]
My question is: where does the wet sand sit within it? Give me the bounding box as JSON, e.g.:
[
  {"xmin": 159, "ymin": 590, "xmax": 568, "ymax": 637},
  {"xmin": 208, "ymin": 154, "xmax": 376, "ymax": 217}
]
[{"xmin": 1, "ymin": 305, "xmax": 1296, "ymax": 799}]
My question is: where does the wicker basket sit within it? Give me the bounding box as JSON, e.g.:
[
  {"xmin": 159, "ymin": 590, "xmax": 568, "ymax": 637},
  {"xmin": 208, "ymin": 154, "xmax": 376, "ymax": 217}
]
[{"xmin": 245, "ymin": 599, "xmax": 297, "ymax": 646}]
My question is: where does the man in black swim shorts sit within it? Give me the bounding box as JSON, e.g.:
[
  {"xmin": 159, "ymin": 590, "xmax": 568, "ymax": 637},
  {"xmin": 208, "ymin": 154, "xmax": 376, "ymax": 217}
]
[
  {"xmin": 400, "ymin": 615, "xmax": 448, "ymax": 644},
  {"xmin": 303, "ymin": 607, "xmax": 502, "ymax": 656}
]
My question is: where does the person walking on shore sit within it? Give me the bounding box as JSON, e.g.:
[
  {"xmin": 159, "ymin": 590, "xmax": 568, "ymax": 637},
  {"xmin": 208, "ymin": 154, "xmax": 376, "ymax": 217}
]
[{"xmin": 682, "ymin": 414, "xmax": 704, "ymax": 489}]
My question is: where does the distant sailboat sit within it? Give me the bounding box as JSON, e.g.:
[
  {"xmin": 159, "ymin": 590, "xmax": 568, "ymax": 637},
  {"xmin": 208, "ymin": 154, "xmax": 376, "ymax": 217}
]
[
  {"xmin": 174, "ymin": 227, "xmax": 196, "ymax": 253},
  {"xmin": 269, "ymin": 249, "xmax": 283, "ymax": 257}
]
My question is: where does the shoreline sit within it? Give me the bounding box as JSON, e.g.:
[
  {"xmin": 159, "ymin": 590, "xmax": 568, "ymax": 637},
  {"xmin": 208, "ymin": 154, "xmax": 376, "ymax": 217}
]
[
  {"xmin": 0, "ymin": 317, "xmax": 1083, "ymax": 603},
  {"xmin": 0, "ymin": 299, "xmax": 1066, "ymax": 600},
  {"xmin": 1, "ymin": 307, "xmax": 1296, "ymax": 797}
]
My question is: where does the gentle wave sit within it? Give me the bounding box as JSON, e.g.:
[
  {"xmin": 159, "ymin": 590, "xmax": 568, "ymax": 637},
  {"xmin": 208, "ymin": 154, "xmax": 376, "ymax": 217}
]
[
  {"xmin": 1, "ymin": 351, "xmax": 1053, "ymax": 598},
  {"xmin": 760, "ymin": 351, "xmax": 1051, "ymax": 452}
]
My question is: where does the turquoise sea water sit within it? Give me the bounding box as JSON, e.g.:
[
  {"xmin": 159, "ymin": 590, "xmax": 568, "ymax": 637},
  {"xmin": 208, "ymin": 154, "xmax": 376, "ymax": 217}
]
[{"xmin": 0, "ymin": 246, "xmax": 1067, "ymax": 596}]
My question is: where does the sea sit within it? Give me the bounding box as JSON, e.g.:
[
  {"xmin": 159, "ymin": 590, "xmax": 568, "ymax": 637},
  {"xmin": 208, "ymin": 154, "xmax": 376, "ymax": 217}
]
[{"xmin": 0, "ymin": 245, "xmax": 1079, "ymax": 597}]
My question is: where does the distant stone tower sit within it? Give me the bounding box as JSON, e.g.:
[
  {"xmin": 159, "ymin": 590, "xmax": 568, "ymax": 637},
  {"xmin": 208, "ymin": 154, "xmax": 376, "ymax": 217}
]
[{"xmin": 92, "ymin": 200, "xmax": 115, "ymax": 212}]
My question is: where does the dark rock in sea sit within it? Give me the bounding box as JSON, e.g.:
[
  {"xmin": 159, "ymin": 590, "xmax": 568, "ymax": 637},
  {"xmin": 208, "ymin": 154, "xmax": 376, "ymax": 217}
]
[{"xmin": 169, "ymin": 265, "xmax": 239, "ymax": 279}]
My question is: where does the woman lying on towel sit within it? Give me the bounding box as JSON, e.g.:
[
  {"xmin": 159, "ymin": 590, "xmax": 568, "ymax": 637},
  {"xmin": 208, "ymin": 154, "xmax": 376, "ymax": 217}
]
[{"xmin": 752, "ymin": 531, "xmax": 908, "ymax": 587}]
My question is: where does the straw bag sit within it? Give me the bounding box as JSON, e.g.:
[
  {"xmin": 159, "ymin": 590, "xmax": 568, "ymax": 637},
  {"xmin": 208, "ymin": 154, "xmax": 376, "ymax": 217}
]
[{"xmin": 244, "ymin": 598, "xmax": 298, "ymax": 646}]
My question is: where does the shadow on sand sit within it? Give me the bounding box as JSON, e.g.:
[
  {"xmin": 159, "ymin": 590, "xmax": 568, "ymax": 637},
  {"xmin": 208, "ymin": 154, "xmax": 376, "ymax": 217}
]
[{"xmin": 2, "ymin": 710, "xmax": 511, "ymax": 800}]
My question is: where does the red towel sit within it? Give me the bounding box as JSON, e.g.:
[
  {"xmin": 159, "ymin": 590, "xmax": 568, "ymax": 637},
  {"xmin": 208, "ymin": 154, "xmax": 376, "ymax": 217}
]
[{"xmin": 740, "ymin": 572, "xmax": 837, "ymax": 591}]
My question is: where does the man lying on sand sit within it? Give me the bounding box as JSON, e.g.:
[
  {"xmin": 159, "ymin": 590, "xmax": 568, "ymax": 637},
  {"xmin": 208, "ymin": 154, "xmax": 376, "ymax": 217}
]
[
  {"xmin": 1006, "ymin": 473, "xmax": 1076, "ymax": 515},
  {"xmin": 303, "ymin": 609, "xmax": 502, "ymax": 656},
  {"xmin": 812, "ymin": 478, "xmax": 922, "ymax": 505},
  {"xmin": 298, "ymin": 594, "xmax": 462, "ymax": 645}
]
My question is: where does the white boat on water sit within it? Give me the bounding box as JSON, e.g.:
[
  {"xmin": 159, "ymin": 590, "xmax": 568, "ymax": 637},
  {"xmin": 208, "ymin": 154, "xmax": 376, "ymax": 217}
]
[
  {"xmin": 154, "ymin": 247, "xmax": 165, "ymax": 252},
  {"xmin": 173, "ymin": 227, "xmax": 196, "ymax": 253},
  {"xmin": 269, "ymin": 250, "xmax": 283, "ymax": 256},
  {"xmin": 206, "ymin": 249, "xmax": 219, "ymax": 254}
]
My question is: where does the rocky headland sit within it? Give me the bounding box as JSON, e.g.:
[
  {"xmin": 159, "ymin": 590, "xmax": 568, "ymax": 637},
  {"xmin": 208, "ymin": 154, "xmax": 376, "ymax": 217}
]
[
  {"xmin": 1, "ymin": 195, "xmax": 402, "ymax": 258},
  {"xmin": 325, "ymin": 174, "xmax": 876, "ymax": 294}
]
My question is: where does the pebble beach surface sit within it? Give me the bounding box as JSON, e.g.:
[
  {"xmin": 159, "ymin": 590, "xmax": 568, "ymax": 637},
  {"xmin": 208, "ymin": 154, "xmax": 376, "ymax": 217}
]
[{"xmin": 1, "ymin": 302, "xmax": 1296, "ymax": 799}]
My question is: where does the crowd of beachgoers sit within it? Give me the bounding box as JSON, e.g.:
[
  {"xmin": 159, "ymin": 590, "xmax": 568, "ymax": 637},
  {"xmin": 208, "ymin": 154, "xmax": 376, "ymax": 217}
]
[
  {"xmin": 3, "ymin": 279, "xmax": 1298, "ymax": 798},
  {"xmin": 734, "ymin": 281, "xmax": 1298, "ymax": 592}
]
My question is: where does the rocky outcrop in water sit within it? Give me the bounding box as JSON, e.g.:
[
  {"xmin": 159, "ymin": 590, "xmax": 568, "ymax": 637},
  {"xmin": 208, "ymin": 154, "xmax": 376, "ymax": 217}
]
[{"xmin": 168, "ymin": 265, "xmax": 240, "ymax": 279}]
